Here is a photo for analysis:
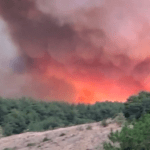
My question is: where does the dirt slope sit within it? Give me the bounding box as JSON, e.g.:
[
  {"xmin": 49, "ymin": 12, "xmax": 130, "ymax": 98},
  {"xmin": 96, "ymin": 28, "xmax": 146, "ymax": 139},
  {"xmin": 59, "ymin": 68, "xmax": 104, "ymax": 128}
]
[{"xmin": 0, "ymin": 121, "xmax": 121, "ymax": 150}]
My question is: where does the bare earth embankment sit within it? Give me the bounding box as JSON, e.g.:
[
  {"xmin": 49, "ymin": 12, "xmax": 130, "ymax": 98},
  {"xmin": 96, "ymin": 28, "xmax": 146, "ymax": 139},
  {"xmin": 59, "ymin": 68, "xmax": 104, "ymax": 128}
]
[{"xmin": 0, "ymin": 120, "xmax": 121, "ymax": 150}]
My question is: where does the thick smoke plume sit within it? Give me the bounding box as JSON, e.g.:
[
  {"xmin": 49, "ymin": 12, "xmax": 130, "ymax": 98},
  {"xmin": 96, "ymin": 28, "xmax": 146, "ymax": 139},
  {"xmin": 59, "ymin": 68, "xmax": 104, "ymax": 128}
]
[{"xmin": 0, "ymin": 0, "xmax": 150, "ymax": 103}]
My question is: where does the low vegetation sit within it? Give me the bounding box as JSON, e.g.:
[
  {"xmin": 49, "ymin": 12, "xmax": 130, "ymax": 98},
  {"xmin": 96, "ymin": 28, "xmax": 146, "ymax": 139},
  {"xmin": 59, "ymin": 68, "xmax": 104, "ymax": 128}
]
[
  {"xmin": 59, "ymin": 133, "xmax": 66, "ymax": 136},
  {"xmin": 3, "ymin": 148, "xmax": 16, "ymax": 150},
  {"xmin": 27, "ymin": 143, "xmax": 36, "ymax": 147},
  {"xmin": 86, "ymin": 125, "xmax": 92, "ymax": 130},
  {"xmin": 114, "ymin": 113, "xmax": 126, "ymax": 127},
  {"xmin": 101, "ymin": 119, "xmax": 108, "ymax": 127},
  {"xmin": 42, "ymin": 137, "xmax": 51, "ymax": 142},
  {"xmin": 103, "ymin": 91, "xmax": 150, "ymax": 150},
  {"xmin": 104, "ymin": 114, "xmax": 150, "ymax": 149}
]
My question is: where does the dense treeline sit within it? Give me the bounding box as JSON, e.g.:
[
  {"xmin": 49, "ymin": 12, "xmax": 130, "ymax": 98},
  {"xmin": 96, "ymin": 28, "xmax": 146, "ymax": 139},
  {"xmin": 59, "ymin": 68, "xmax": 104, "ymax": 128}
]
[{"xmin": 0, "ymin": 97, "xmax": 124, "ymax": 136}]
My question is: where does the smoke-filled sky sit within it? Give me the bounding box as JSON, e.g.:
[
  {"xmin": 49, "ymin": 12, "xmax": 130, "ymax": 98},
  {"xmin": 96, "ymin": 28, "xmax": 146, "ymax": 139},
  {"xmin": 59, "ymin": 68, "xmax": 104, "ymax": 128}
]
[{"xmin": 0, "ymin": 0, "xmax": 150, "ymax": 104}]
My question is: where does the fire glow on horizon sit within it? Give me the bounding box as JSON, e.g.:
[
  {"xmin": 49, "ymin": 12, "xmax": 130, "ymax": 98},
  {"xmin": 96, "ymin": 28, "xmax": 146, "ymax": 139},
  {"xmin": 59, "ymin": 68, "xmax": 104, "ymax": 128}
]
[{"xmin": 0, "ymin": 0, "xmax": 150, "ymax": 104}]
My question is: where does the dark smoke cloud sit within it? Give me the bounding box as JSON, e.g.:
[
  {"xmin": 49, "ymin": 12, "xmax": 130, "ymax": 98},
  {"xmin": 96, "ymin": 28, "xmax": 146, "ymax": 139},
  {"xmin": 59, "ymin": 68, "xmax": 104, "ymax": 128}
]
[{"xmin": 0, "ymin": 0, "xmax": 150, "ymax": 103}]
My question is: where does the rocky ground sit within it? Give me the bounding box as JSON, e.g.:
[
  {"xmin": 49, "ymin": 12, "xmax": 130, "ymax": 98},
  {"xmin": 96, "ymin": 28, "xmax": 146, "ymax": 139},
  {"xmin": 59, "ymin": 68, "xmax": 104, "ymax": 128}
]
[{"xmin": 0, "ymin": 120, "xmax": 122, "ymax": 150}]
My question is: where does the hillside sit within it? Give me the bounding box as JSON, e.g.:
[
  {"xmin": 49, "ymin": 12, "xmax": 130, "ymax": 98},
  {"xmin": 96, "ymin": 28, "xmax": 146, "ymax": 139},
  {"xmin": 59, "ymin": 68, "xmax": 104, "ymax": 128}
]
[
  {"xmin": 0, "ymin": 120, "xmax": 121, "ymax": 150},
  {"xmin": 1, "ymin": 91, "xmax": 150, "ymax": 149}
]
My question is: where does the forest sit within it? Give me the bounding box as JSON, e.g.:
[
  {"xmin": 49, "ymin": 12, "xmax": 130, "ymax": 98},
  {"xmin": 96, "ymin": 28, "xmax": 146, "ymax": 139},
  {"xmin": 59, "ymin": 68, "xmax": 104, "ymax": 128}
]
[
  {"xmin": 0, "ymin": 97, "xmax": 124, "ymax": 136},
  {"xmin": 1, "ymin": 91, "xmax": 150, "ymax": 149}
]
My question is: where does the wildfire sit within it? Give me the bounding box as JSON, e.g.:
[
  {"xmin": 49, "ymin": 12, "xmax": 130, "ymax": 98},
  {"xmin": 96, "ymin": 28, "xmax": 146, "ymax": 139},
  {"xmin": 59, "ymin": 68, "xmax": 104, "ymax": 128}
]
[{"xmin": 0, "ymin": 0, "xmax": 150, "ymax": 104}]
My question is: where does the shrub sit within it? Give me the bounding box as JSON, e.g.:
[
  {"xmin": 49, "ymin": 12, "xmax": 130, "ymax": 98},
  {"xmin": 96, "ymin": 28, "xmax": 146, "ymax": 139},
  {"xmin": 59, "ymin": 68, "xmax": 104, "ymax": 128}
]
[
  {"xmin": 103, "ymin": 113, "xmax": 150, "ymax": 150},
  {"xmin": 3, "ymin": 148, "xmax": 16, "ymax": 150},
  {"xmin": 27, "ymin": 143, "xmax": 36, "ymax": 147},
  {"xmin": 0, "ymin": 126, "xmax": 3, "ymax": 138},
  {"xmin": 43, "ymin": 137, "xmax": 50, "ymax": 142},
  {"xmin": 2, "ymin": 110, "xmax": 27, "ymax": 136},
  {"xmin": 86, "ymin": 125, "xmax": 92, "ymax": 130},
  {"xmin": 124, "ymin": 91, "xmax": 150, "ymax": 120},
  {"xmin": 101, "ymin": 119, "xmax": 108, "ymax": 127},
  {"xmin": 59, "ymin": 133, "xmax": 66, "ymax": 136},
  {"xmin": 114, "ymin": 113, "xmax": 126, "ymax": 127}
]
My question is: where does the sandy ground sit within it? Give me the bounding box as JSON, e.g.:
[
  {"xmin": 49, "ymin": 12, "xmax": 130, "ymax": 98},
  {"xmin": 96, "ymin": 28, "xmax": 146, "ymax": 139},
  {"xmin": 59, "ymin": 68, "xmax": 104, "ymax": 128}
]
[{"xmin": 0, "ymin": 120, "xmax": 121, "ymax": 150}]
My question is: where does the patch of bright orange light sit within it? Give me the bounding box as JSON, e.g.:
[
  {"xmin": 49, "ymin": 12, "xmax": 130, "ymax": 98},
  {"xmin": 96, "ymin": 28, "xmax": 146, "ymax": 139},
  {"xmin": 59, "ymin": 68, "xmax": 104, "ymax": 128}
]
[
  {"xmin": 43, "ymin": 67, "xmax": 146, "ymax": 104},
  {"xmin": 71, "ymin": 78, "xmax": 139, "ymax": 104}
]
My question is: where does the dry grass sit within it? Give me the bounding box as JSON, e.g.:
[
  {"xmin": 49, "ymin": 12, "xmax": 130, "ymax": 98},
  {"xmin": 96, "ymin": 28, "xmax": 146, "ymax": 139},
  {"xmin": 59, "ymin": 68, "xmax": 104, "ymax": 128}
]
[
  {"xmin": 0, "ymin": 121, "xmax": 122, "ymax": 150},
  {"xmin": 76, "ymin": 126, "xmax": 84, "ymax": 131}
]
